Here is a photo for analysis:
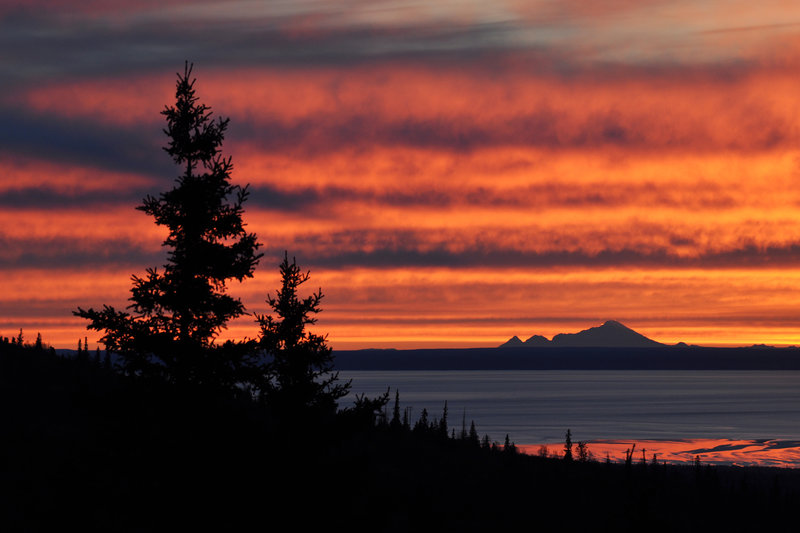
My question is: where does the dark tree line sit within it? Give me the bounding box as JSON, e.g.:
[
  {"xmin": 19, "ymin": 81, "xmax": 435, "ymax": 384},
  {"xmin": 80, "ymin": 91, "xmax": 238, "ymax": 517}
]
[
  {"xmin": 381, "ymin": 390, "xmax": 503, "ymax": 452},
  {"xmin": 1, "ymin": 329, "xmax": 31, "ymax": 349}
]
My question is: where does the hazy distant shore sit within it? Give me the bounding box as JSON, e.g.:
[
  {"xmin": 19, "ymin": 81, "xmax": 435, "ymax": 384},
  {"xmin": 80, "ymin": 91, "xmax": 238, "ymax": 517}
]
[{"xmin": 335, "ymin": 346, "xmax": 800, "ymax": 371}]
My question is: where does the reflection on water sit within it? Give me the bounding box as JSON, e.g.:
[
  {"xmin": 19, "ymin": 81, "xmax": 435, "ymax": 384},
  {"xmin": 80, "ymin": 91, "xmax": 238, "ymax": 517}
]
[
  {"xmin": 341, "ymin": 370, "xmax": 800, "ymax": 467},
  {"xmin": 519, "ymin": 439, "xmax": 800, "ymax": 467}
]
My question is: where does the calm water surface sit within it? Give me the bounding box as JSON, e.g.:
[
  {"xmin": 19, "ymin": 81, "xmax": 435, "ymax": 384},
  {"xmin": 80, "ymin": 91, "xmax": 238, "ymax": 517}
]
[{"xmin": 341, "ymin": 370, "xmax": 800, "ymax": 445}]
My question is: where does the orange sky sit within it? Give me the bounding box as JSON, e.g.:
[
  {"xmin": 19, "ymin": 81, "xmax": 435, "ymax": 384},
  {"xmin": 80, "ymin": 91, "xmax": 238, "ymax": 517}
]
[{"xmin": 3, "ymin": 1, "xmax": 800, "ymax": 349}]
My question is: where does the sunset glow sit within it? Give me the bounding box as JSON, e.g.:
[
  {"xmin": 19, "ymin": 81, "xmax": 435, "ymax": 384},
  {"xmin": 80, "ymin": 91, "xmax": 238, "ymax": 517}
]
[{"xmin": 4, "ymin": 1, "xmax": 800, "ymax": 349}]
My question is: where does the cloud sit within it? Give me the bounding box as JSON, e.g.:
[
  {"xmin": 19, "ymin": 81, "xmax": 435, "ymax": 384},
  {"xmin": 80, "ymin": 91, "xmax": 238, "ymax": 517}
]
[
  {"xmin": 698, "ymin": 21, "xmax": 800, "ymax": 35},
  {"xmin": 236, "ymin": 108, "xmax": 797, "ymax": 155},
  {"xmin": 6, "ymin": 0, "xmax": 800, "ymax": 92},
  {"xmin": 9, "ymin": 64, "xmax": 800, "ymax": 181},
  {"xmin": 0, "ymin": 106, "xmax": 170, "ymax": 177},
  {"xmin": 0, "ymin": 235, "xmax": 164, "ymax": 269},
  {"xmin": 244, "ymin": 181, "xmax": 740, "ymax": 212},
  {"xmin": 261, "ymin": 237, "xmax": 800, "ymax": 270},
  {"xmin": 0, "ymin": 187, "xmax": 148, "ymax": 210},
  {"xmin": 9, "ymin": 215, "xmax": 800, "ymax": 271},
  {"xmin": 0, "ymin": 7, "xmax": 529, "ymax": 89}
]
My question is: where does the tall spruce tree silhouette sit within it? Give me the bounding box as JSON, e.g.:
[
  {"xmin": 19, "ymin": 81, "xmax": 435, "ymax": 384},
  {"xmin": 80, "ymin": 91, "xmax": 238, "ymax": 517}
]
[
  {"xmin": 75, "ymin": 62, "xmax": 261, "ymax": 389},
  {"xmin": 255, "ymin": 253, "xmax": 350, "ymax": 417}
]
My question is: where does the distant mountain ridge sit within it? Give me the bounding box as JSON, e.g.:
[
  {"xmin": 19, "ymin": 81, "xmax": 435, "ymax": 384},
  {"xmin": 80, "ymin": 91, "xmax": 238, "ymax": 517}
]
[{"xmin": 500, "ymin": 320, "xmax": 664, "ymax": 348}]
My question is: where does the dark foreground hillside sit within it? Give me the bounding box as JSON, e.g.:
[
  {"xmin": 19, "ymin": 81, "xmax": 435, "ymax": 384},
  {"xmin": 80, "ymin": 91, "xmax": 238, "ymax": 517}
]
[{"xmin": 3, "ymin": 342, "xmax": 800, "ymax": 532}]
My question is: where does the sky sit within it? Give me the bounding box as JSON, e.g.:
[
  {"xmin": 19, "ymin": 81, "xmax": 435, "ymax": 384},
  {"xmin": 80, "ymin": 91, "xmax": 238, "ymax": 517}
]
[{"xmin": 3, "ymin": 0, "xmax": 800, "ymax": 349}]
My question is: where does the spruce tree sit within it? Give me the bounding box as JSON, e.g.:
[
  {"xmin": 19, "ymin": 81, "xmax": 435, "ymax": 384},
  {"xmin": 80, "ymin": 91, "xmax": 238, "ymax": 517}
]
[
  {"xmin": 414, "ymin": 407, "xmax": 430, "ymax": 433},
  {"xmin": 439, "ymin": 400, "xmax": 448, "ymax": 438},
  {"xmin": 577, "ymin": 441, "xmax": 589, "ymax": 462},
  {"xmin": 564, "ymin": 429, "xmax": 573, "ymax": 461},
  {"xmin": 503, "ymin": 434, "xmax": 517, "ymax": 454},
  {"xmin": 391, "ymin": 389, "xmax": 401, "ymax": 429},
  {"xmin": 255, "ymin": 253, "xmax": 349, "ymax": 416},
  {"xmin": 469, "ymin": 420, "xmax": 479, "ymax": 445},
  {"xmin": 75, "ymin": 62, "xmax": 261, "ymax": 389}
]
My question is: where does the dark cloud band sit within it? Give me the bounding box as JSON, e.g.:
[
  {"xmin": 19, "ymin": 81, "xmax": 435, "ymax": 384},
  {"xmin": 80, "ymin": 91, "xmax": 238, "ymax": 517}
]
[{"xmin": 0, "ymin": 107, "xmax": 170, "ymax": 178}]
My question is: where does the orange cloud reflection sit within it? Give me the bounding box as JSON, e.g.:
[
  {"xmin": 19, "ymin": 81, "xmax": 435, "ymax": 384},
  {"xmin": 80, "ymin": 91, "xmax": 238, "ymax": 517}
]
[{"xmin": 519, "ymin": 439, "xmax": 800, "ymax": 468}]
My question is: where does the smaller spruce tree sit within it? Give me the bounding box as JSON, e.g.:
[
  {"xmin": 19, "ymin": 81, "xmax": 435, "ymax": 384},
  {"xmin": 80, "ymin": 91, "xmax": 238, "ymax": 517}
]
[
  {"xmin": 625, "ymin": 444, "xmax": 636, "ymax": 467},
  {"xmin": 439, "ymin": 400, "xmax": 449, "ymax": 438},
  {"xmin": 469, "ymin": 421, "xmax": 479, "ymax": 445},
  {"xmin": 414, "ymin": 407, "xmax": 429, "ymax": 433},
  {"xmin": 564, "ymin": 429, "xmax": 573, "ymax": 461},
  {"xmin": 255, "ymin": 253, "xmax": 350, "ymax": 417},
  {"xmin": 577, "ymin": 441, "xmax": 589, "ymax": 462},
  {"xmin": 537, "ymin": 445, "xmax": 548, "ymax": 457},
  {"xmin": 391, "ymin": 389, "xmax": 401, "ymax": 429}
]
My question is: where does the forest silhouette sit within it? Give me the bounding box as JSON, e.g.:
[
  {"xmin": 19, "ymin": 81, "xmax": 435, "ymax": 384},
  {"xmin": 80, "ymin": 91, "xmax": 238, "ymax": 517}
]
[{"xmin": 4, "ymin": 64, "xmax": 800, "ymax": 531}]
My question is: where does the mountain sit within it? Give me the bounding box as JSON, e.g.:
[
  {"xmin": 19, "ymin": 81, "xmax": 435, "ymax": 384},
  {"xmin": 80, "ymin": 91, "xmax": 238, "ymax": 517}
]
[
  {"xmin": 551, "ymin": 320, "xmax": 663, "ymax": 347},
  {"xmin": 523, "ymin": 335, "xmax": 550, "ymax": 346},
  {"xmin": 500, "ymin": 320, "xmax": 664, "ymax": 348},
  {"xmin": 500, "ymin": 335, "xmax": 524, "ymax": 348}
]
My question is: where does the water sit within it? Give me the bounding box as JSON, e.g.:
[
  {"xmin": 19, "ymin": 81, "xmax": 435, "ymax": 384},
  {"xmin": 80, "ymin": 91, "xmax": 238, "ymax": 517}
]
[{"xmin": 340, "ymin": 370, "xmax": 800, "ymax": 445}]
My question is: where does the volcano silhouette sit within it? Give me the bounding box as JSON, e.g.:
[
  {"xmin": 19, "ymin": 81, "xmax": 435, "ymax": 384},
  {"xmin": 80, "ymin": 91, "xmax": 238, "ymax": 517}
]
[{"xmin": 500, "ymin": 320, "xmax": 663, "ymax": 348}]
